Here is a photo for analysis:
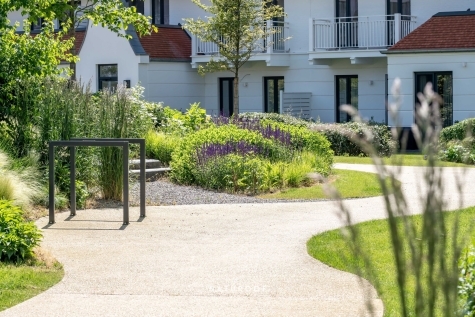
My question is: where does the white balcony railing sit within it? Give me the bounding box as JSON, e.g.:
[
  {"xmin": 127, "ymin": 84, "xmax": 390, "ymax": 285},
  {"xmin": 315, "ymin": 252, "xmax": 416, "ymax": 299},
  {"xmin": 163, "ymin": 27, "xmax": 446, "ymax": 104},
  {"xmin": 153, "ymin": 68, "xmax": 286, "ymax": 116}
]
[
  {"xmin": 309, "ymin": 14, "xmax": 416, "ymax": 51},
  {"xmin": 193, "ymin": 20, "xmax": 289, "ymax": 56}
]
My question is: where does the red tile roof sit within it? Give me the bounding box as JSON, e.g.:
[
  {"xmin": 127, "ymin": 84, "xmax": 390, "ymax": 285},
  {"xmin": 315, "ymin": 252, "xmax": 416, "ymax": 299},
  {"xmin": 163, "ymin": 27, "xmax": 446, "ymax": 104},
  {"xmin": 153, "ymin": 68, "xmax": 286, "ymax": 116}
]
[
  {"xmin": 389, "ymin": 12, "xmax": 475, "ymax": 51},
  {"xmin": 138, "ymin": 26, "xmax": 191, "ymax": 60},
  {"xmin": 62, "ymin": 30, "xmax": 86, "ymax": 54}
]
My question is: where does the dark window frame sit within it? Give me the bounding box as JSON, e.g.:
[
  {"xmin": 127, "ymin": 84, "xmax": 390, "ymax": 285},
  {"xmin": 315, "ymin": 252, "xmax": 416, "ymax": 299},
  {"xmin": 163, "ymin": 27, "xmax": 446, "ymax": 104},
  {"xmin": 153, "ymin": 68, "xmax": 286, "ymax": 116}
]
[
  {"xmin": 386, "ymin": 0, "xmax": 411, "ymax": 15},
  {"xmin": 152, "ymin": 0, "xmax": 169, "ymax": 25},
  {"xmin": 98, "ymin": 64, "xmax": 118, "ymax": 91},
  {"xmin": 335, "ymin": 75, "xmax": 358, "ymax": 123},
  {"xmin": 264, "ymin": 76, "xmax": 284, "ymax": 114},
  {"xmin": 414, "ymin": 71, "xmax": 453, "ymax": 128},
  {"xmin": 219, "ymin": 78, "xmax": 234, "ymax": 117}
]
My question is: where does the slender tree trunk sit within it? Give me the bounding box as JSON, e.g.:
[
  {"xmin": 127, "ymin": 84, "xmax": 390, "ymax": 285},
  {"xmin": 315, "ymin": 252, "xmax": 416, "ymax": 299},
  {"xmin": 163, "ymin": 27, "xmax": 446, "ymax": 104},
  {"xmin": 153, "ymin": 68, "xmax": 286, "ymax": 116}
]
[
  {"xmin": 68, "ymin": 0, "xmax": 76, "ymax": 81},
  {"xmin": 233, "ymin": 73, "xmax": 239, "ymax": 116}
]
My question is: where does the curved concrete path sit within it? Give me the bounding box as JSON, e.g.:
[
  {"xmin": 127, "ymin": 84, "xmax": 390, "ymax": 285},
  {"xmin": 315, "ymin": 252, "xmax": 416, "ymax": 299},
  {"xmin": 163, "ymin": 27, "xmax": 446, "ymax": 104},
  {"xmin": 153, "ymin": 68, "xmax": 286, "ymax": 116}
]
[{"xmin": 2, "ymin": 164, "xmax": 475, "ymax": 317}]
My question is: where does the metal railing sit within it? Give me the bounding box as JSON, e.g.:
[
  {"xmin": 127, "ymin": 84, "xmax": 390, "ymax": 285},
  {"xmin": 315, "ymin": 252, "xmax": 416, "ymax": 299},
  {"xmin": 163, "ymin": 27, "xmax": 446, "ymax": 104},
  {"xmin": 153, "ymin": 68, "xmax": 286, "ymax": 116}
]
[
  {"xmin": 193, "ymin": 20, "xmax": 289, "ymax": 56},
  {"xmin": 48, "ymin": 138, "xmax": 146, "ymax": 226},
  {"xmin": 310, "ymin": 14, "xmax": 416, "ymax": 51}
]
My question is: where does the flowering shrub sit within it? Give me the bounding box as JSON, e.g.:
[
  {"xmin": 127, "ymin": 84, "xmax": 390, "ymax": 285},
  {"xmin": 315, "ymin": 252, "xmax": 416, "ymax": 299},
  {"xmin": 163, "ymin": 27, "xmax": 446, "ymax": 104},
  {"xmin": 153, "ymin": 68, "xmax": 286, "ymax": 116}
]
[
  {"xmin": 170, "ymin": 121, "xmax": 333, "ymax": 193},
  {"xmin": 438, "ymin": 141, "xmax": 475, "ymax": 165}
]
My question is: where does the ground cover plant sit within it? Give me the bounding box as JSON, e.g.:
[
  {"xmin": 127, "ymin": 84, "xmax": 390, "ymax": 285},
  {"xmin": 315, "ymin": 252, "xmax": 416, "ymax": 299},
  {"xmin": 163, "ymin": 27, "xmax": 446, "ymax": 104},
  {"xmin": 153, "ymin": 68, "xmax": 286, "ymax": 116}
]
[{"xmin": 307, "ymin": 208, "xmax": 475, "ymax": 317}]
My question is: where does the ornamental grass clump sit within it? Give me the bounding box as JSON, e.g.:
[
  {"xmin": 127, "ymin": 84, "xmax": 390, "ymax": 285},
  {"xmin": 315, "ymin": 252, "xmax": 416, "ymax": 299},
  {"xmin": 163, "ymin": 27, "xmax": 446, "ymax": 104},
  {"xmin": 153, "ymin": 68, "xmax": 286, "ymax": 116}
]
[{"xmin": 326, "ymin": 80, "xmax": 474, "ymax": 316}]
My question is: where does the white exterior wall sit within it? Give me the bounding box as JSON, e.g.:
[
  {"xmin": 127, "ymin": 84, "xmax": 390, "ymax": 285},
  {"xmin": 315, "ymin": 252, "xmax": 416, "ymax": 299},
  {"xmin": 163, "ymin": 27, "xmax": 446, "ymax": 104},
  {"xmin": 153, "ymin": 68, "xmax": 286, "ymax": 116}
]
[
  {"xmin": 387, "ymin": 53, "xmax": 475, "ymax": 127},
  {"xmin": 201, "ymin": 55, "xmax": 387, "ymax": 123},
  {"xmin": 140, "ymin": 62, "xmax": 205, "ymax": 110},
  {"xmin": 76, "ymin": 25, "xmax": 141, "ymax": 91}
]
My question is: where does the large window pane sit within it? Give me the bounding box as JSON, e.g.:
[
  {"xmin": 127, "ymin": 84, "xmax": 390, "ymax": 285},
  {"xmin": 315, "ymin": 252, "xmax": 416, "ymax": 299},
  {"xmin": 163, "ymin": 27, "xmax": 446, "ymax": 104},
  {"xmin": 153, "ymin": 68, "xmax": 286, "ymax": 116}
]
[
  {"xmin": 336, "ymin": 75, "xmax": 358, "ymax": 123},
  {"xmin": 264, "ymin": 77, "xmax": 284, "ymax": 113},
  {"xmin": 415, "ymin": 72, "xmax": 453, "ymax": 127}
]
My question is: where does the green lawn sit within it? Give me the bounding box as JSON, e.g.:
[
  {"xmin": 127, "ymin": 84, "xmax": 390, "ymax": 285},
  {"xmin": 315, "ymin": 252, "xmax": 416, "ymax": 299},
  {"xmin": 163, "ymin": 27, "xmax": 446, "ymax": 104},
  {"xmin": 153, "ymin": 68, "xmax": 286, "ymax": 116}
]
[
  {"xmin": 259, "ymin": 169, "xmax": 391, "ymax": 200},
  {"xmin": 334, "ymin": 154, "xmax": 473, "ymax": 167},
  {"xmin": 0, "ymin": 260, "xmax": 64, "ymax": 311},
  {"xmin": 307, "ymin": 207, "xmax": 475, "ymax": 317}
]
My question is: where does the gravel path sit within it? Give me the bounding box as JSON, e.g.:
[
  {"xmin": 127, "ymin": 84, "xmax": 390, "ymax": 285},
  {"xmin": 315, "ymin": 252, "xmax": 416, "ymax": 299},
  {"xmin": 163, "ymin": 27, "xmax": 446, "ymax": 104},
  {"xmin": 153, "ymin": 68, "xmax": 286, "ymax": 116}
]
[{"xmin": 130, "ymin": 178, "xmax": 330, "ymax": 206}]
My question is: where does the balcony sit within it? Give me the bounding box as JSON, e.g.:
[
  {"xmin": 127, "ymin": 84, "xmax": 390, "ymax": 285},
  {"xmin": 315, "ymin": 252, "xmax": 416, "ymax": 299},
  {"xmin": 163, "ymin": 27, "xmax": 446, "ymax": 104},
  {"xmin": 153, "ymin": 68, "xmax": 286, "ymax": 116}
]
[
  {"xmin": 308, "ymin": 14, "xmax": 416, "ymax": 64},
  {"xmin": 191, "ymin": 20, "xmax": 290, "ymax": 68}
]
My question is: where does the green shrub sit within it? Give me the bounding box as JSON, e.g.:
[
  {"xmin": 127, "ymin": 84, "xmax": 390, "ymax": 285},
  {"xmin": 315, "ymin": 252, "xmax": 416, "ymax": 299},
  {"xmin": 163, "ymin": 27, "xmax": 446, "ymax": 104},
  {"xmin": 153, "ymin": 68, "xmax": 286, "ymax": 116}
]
[
  {"xmin": 170, "ymin": 125, "xmax": 278, "ymax": 184},
  {"xmin": 258, "ymin": 119, "xmax": 333, "ymax": 175},
  {"xmin": 145, "ymin": 130, "xmax": 180, "ymax": 165},
  {"xmin": 238, "ymin": 112, "xmax": 310, "ymax": 127},
  {"xmin": 312, "ymin": 122, "xmax": 396, "ymax": 157},
  {"xmin": 440, "ymin": 118, "xmax": 475, "ymax": 144},
  {"xmin": 439, "ymin": 141, "xmax": 475, "ymax": 165},
  {"xmin": 75, "ymin": 180, "xmax": 88, "ymax": 209},
  {"xmin": 459, "ymin": 243, "xmax": 475, "ymax": 316},
  {"xmin": 0, "ymin": 200, "xmax": 42, "ymax": 262}
]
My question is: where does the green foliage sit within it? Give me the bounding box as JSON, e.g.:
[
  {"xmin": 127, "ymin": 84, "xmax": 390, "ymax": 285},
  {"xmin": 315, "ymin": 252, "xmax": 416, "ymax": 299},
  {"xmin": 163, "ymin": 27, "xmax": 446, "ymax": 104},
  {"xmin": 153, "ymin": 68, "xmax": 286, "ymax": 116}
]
[
  {"xmin": 0, "ymin": 200, "xmax": 42, "ymax": 262},
  {"xmin": 183, "ymin": 0, "xmax": 285, "ymax": 113},
  {"xmin": 145, "ymin": 130, "xmax": 180, "ymax": 165},
  {"xmin": 312, "ymin": 122, "xmax": 396, "ymax": 157},
  {"xmin": 170, "ymin": 125, "xmax": 280, "ymax": 185},
  {"xmin": 239, "ymin": 112, "xmax": 310, "ymax": 127},
  {"xmin": 183, "ymin": 103, "xmax": 209, "ymax": 131},
  {"xmin": 75, "ymin": 180, "xmax": 88, "ymax": 210},
  {"xmin": 439, "ymin": 119, "xmax": 475, "ymax": 165},
  {"xmin": 440, "ymin": 118, "xmax": 475, "ymax": 144},
  {"xmin": 459, "ymin": 243, "xmax": 475, "ymax": 317},
  {"xmin": 95, "ymin": 86, "xmax": 153, "ymax": 200},
  {"xmin": 260, "ymin": 119, "xmax": 334, "ymax": 174}
]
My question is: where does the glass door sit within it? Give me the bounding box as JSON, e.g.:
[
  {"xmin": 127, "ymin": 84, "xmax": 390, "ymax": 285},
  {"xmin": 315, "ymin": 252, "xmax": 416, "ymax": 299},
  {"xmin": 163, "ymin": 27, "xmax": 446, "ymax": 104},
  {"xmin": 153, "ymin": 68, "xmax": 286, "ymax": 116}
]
[
  {"xmin": 264, "ymin": 77, "xmax": 284, "ymax": 113},
  {"xmin": 336, "ymin": 75, "xmax": 358, "ymax": 123},
  {"xmin": 387, "ymin": 0, "xmax": 411, "ymax": 45},
  {"xmin": 336, "ymin": 0, "xmax": 358, "ymax": 48},
  {"xmin": 219, "ymin": 78, "xmax": 234, "ymax": 117},
  {"xmin": 415, "ymin": 72, "xmax": 453, "ymax": 127}
]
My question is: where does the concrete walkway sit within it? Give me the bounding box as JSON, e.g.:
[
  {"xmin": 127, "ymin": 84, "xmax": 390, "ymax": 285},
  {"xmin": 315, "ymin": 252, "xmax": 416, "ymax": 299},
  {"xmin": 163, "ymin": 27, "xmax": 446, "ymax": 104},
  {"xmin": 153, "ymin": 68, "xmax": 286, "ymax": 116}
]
[{"xmin": 2, "ymin": 164, "xmax": 475, "ymax": 317}]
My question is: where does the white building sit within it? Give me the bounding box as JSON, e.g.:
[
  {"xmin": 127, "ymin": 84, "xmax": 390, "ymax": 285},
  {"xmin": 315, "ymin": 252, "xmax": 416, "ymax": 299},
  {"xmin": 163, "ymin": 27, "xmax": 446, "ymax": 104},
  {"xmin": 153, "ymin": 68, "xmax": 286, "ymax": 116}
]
[{"xmin": 10, "ymin": 1, "xmax": 475, "ymax": 130}]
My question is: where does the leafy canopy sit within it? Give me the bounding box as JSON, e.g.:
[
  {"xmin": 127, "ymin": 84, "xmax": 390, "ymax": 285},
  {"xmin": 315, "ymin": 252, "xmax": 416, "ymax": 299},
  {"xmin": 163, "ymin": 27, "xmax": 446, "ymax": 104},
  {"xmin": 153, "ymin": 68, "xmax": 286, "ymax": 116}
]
[{"xmin": 183, "ymin": 0, "xmax": 285, "ymax": 76}]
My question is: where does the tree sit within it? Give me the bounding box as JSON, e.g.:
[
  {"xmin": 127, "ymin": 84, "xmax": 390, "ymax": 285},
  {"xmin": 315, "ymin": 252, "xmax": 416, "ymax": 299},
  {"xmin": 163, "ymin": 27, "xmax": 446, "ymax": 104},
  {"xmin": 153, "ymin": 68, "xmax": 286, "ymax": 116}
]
[
  {"xmin": 184, "ymin": 0, "xmax": 285, "ymax": 116},
  {"xmin": 26, "ymin": 0, "xmax": 156, "ymax": 79},
  {"xmin": 0, "ymin": 0, "xmax": 155, "ymax": 155}
]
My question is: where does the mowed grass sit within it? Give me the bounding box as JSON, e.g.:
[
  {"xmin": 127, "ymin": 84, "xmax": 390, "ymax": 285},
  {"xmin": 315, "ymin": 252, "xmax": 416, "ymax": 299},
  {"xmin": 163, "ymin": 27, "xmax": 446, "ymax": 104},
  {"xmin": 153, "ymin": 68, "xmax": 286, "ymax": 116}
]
[
  {"xmin": 307, "ymin": 207, "xmax": 475, "ymax": 317},
  {"xmin": 0, "ymin": 261, "xmax": 64, "ymax": 311},
  {"xmin": 259, "ymin": 169, "xmax": 391, "ymax": 200},
  {"xmin": 334, "ymin": 154, "xmax": 474, "ymax": 167}
]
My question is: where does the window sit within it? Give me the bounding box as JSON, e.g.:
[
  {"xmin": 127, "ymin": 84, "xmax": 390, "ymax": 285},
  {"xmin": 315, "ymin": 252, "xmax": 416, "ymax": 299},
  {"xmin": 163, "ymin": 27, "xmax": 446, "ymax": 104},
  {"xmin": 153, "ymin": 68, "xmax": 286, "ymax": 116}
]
[
  {"xmin": 264, "ymin": 77, "xmax": 284, "ymax": 113},
  {"xmin": 387, "ymin": 0, "xmax": 411, "ymax": 15},
  {"xmin": 336, "ymin": 75, "xmax": 358, "ymax": 123},
  {"xmin": 31, "ymin": 18, "xmax": 44, "ymax": 31},
  {"xmin": 336, "ymin": 0, "xmax": 358, "ymax": 48},
  {"xmin": 219, "ymin": 78, "xmax": 234, "ymax": 117},
  {"xmin": 415, "ymin": 72, "xmax": 453, "ymax": 128},
  {"xmin": 152, "ymin": 0, "xmax": 169, "ymax": 25},
  {"xmin": 98, "ymin": 65, "xmax": 118, "ymax": 91}
]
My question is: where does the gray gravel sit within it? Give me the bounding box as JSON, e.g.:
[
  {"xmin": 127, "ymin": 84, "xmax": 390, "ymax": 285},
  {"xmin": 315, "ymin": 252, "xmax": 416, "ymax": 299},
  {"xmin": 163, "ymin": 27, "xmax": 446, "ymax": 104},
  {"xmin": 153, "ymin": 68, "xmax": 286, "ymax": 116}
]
[{"xmin": 129, "ymin": 178, "xmax": 328, "ymax": 206}]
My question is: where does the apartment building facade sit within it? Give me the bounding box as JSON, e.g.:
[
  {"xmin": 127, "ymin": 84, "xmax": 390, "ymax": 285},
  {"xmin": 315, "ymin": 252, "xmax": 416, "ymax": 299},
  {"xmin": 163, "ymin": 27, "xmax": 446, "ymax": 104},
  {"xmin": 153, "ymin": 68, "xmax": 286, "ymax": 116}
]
[{"xmin": 9, "ymin": 0, "xmax": 475, "ymax": 127}]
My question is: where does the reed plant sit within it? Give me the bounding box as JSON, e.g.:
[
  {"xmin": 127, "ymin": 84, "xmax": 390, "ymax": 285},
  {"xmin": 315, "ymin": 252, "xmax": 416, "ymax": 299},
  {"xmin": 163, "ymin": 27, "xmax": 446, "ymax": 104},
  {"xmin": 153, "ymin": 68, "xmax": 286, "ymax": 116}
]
[{"xmin": 327, "ymin": 80, "xmax": 473, "ymax": 316}]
